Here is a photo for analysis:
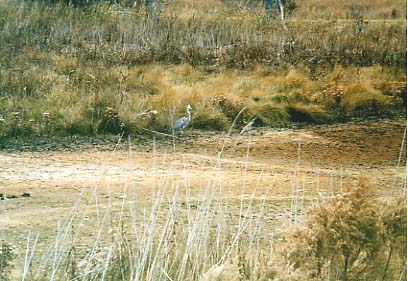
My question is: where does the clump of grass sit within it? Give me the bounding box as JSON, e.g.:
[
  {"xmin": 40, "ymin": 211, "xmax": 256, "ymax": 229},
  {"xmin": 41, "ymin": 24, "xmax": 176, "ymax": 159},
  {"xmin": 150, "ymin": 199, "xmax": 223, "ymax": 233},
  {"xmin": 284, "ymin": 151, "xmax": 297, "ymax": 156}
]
[
  {"xmin": 250, "ymin": 103, "xmax": 289, "ymax": 126},
  {"xmin": 0, "ymin": 240, "xmax": 18, "ymax": 281},
  {"xmin": 192, "ymin": 108, "xmax": 230, "ymax": 131},
  {"xmin": 343, "ymin": 82, "xmax": 400, "ymax": 118},
  {"xmin": 285, "ymin": 70, "xmax": 306, "ymax": 89},
  {"xmin": 373, "ymin": 80, "xmax": 407, "ymax": 108},
  {"xmin": 98, "ymin": 107, "xmax": 125, "ymax": 134},
  {"xmin": 212, "ymin": 94, "xmax": 252, "ymax": 127}
]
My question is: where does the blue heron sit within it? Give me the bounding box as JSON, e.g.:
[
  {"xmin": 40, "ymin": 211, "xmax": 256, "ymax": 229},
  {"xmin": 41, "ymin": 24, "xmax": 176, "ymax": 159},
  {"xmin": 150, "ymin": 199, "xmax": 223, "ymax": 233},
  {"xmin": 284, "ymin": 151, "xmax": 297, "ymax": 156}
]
[{"xmin": 172, "ymin": 105, "xmax": 192, "ymax": 133}]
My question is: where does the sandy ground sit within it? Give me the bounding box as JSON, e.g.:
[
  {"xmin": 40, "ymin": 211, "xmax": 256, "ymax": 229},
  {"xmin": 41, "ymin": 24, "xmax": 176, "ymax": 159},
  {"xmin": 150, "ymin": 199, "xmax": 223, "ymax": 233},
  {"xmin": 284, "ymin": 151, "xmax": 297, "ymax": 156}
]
[{"xmin": 0, "ymin": 119, "xmax": 406, "ymax": 275}]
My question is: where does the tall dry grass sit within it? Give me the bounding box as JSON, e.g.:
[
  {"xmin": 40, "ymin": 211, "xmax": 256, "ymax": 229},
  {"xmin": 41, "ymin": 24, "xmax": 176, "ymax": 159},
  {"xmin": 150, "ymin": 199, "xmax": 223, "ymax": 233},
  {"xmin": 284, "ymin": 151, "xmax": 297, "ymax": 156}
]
[
  {"xmin": 294, "ymin": 0, "xmax": 407, "ymax": 20},
  {"xmin": 0, "ymin": 61, "xmax": 405, "ymax": 141},
  {"xmin": 0, "ymin": 0, "xmax": 406, "ymax": 140},
  {"xmin": 1, "ymin": 135, "xmax": 406, "ymax": 280}
]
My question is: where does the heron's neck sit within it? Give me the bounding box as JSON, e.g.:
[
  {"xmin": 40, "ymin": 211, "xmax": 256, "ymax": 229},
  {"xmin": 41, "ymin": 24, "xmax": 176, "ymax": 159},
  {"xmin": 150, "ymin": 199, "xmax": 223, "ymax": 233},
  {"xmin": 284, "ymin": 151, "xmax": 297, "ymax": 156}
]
[{"xmin": 187, "ymin": 108, "xmax": 191, "ymax": 121}]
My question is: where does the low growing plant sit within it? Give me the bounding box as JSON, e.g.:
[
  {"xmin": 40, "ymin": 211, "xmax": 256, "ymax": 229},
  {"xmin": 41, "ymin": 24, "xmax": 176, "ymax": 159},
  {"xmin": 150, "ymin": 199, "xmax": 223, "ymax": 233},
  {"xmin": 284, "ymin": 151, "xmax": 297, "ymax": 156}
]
[{"xmin": 0, "ymin": 240, "xmax": 18, "ymax": 281}]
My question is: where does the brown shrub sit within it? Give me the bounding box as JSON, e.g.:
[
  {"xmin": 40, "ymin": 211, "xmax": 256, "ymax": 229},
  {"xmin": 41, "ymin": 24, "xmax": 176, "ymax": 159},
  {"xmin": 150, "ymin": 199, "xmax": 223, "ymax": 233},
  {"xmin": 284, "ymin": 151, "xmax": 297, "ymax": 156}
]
[{"xmin": 277, "ymin": 181, "xmax": 407, "ymax": 281}]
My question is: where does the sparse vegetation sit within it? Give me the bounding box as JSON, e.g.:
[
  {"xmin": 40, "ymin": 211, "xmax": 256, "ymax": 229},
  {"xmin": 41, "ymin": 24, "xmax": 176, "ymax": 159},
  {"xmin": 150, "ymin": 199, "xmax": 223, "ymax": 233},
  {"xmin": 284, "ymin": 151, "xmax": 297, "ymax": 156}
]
[
  {"xmin": 2, "ymin": 161, "xmax": 406, "ymax": 280},
  {"xmin": 0, "ymin": 240, "xmax": 17, "ymax": 281}
]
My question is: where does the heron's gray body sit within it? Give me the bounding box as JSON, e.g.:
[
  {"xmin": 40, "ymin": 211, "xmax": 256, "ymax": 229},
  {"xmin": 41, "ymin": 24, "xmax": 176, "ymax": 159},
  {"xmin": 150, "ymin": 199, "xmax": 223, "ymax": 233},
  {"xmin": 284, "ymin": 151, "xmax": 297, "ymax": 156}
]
[
  {"xmin": 173, "ymin": 117, "xmax": 190, "ymax": 131},
  {"xmin": 172, "ymin": 105, "xmax": 192, "ymax": 132}
]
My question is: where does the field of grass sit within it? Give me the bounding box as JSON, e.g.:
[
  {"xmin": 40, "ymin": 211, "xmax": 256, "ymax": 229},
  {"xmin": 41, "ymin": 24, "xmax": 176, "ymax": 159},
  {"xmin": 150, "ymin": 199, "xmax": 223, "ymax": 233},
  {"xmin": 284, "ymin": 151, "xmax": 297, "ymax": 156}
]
[
  {"xmin": 0, "ymin": 0, "xmax": 406, "ymax": 280},
  {"xmin": 0, "ymin": 0, "xmax": 406, "ymax": 140}
]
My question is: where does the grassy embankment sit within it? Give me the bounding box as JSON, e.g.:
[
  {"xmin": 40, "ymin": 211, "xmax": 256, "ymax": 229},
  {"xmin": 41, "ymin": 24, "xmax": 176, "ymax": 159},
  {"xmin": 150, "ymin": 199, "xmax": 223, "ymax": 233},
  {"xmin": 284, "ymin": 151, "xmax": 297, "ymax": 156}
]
[{"xmin": 0, "ymin": 0, "xmax": 406, "ymax": 141}]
